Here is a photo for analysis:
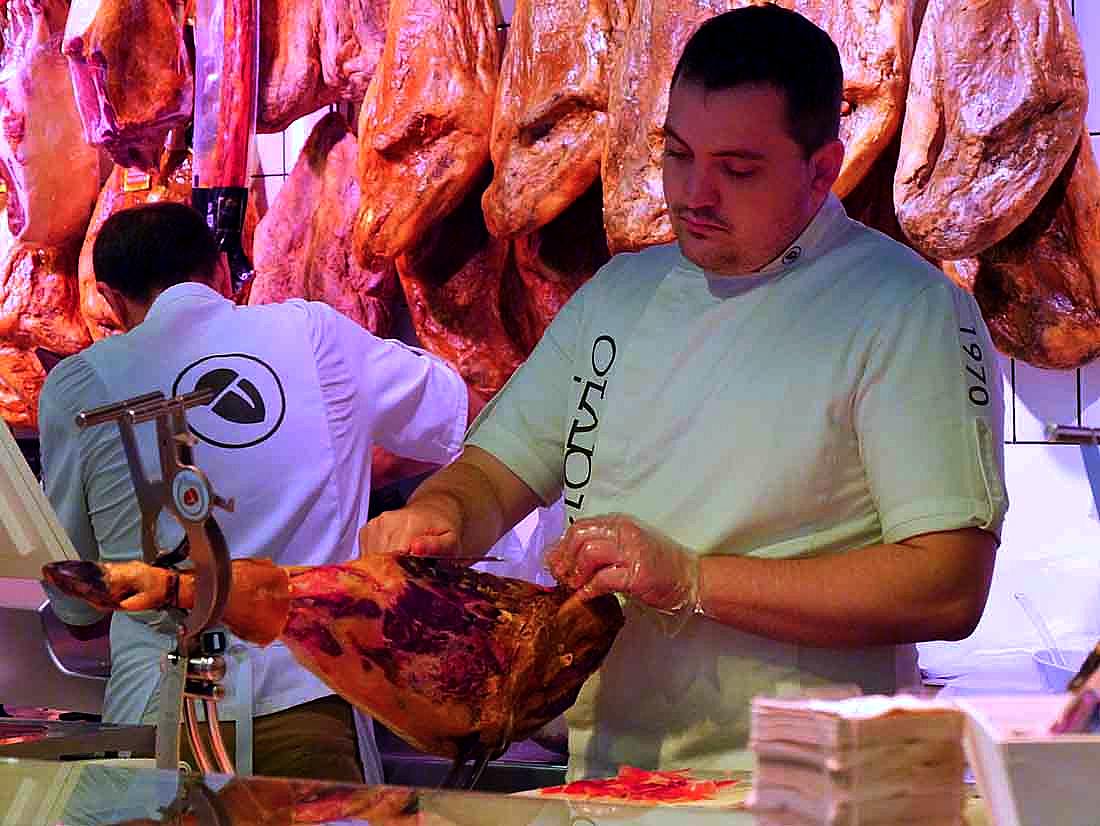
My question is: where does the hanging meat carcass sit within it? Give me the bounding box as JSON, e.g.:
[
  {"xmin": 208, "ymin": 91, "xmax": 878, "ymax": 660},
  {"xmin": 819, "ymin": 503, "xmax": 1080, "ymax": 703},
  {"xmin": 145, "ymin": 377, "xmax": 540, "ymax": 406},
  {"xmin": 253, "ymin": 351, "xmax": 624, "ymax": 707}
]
[
  {"xmin": 43, "ymin": 555, "xmax": 625, "ymax": 762},
  {"xmin": 1, "ymin": 0, "xmax": 100, "ymax": 248},
  {"xmin": 63, "ymin": 0, "xmax": 192, "ymax": 170},
  {"xmin": 354, "ymin": 0, "xmax": 528, "ymax": 395},
  {"xmin": 0, "ymin": 243, "xmax": 92, "ymax": 425},
  {"xmin": 258, "ymin": 0, "xmax": 387, "ymax": 132},
  {"xmin": 943, "ymin": 137, "xmax": 1100, "ymax": 369},
  {"xmin": 63, "ymin": 0, "xmax": 384, "ymax": 143},
  {"xmin": 894, "ymin": 0, "xmax": 1088, "ymax": 261},
  {"xmin": 250, "ymin": 112, "xmax": 399, "ymax": 338},
  {"xmin": 397, "ymin": 176, "xmax": 527, "ymax": 397},
  {"xmin": 509, "ymin": 183, "xmax": 610, "ymax": 354},
  {"xmin": 481, "ymin": 0, "xmax": 625, "ymax": 240},
  {"xmin": 480, "ymin": 0, "xmax": 620, "ymax": 353},
  {"xmin": 353, "ymin": 0, "xmax": 501, "ymax": 261},
  {"xmin": 0, "ymin": 0, "xmax": 98, "ymax": 427},
  {"xmin": 602, "ymin": 0, "xmax": 732, "ymax": 253}
]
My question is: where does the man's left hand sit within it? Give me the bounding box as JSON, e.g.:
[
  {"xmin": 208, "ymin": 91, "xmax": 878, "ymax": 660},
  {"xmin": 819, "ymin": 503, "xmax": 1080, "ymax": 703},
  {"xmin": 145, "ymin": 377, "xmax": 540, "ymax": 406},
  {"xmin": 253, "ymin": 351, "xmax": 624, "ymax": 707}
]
[{"xmin": 544, "ymin": 514, "xmax": 700, "ymax": 615}]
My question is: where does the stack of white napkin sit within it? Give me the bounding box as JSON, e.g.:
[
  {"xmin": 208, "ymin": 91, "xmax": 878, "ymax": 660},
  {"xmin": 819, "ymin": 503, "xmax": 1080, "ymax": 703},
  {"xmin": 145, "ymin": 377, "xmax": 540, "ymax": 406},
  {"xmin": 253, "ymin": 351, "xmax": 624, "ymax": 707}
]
[{"xmin": 748, "ymin": 694, "xmax": 966, "ymax": 825}]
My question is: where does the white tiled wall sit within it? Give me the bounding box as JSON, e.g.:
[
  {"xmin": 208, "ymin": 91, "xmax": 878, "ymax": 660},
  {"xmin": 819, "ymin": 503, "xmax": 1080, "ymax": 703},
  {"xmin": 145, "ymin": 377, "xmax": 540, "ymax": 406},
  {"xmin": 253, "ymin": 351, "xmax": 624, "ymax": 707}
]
[{"xmin": 252, "ymin": 3, "xmax": 1100, "ymax": 666}]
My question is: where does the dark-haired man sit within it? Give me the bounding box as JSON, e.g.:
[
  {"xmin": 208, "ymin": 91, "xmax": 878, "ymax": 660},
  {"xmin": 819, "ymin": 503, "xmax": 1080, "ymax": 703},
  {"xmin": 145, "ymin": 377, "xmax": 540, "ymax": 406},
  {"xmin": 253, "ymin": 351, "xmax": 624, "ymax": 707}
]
[
  {"xmin": 40, "ymin": 201, "xmax": 479, "ymax": 781},
  {"xmin": 362, "ymin": 4, "xmax": 1007, "ymax": 777}
]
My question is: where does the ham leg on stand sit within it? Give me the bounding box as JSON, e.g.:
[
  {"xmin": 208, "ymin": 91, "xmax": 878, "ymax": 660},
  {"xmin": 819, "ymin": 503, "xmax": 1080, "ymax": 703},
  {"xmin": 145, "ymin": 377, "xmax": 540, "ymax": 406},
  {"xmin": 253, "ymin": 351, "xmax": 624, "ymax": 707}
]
[{"xmin": 44, "ymin": 555, "xmax": 625, "ymax": 787}]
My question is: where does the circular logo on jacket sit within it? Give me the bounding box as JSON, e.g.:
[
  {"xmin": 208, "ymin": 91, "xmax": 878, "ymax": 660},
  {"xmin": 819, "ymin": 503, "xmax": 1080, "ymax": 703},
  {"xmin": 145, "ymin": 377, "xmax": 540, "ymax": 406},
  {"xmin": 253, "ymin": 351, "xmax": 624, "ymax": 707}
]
[
  {"xmin": 782, "ymin": 245, "xmax": 802, "ymax": 265},
  {"xmin": 172, "ymin": 354, "xmax": 286, "ymax": 449}
]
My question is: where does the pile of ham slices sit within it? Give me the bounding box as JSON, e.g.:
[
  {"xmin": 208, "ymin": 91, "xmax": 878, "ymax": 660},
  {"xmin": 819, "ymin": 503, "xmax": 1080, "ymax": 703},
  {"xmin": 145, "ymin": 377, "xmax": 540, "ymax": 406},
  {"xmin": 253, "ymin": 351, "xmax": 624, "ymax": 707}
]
[{"xmin": 0, "ymin": 0, "xmax": 1093, "ymax": 428}]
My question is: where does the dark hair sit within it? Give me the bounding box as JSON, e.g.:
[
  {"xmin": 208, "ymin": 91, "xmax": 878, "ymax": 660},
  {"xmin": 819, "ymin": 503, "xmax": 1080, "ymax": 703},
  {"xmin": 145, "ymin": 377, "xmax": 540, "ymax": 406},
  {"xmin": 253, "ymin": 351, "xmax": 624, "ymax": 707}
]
[
  {"xmin": 670, "ymin": 4, "xmax": 843, "ymax": 157},
  {"xmin": 92, "ymin": 202, "xmax": 221, "ymax": 301}
]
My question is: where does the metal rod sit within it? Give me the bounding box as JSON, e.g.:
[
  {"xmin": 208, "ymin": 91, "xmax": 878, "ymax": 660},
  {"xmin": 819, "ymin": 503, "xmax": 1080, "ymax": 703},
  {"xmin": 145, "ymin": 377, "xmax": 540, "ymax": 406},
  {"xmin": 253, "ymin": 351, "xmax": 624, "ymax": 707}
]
[
  {"xmin": 203, "ymin": 698, "xmax": 235, "ymax": 775},
  {"xmin": 1046, "ymin": 424, "xmax": 1100, "ymax": 444},
  {"xmin": 76, "ymin": 391, "xmax": 165, "ymax": 428},
  {"xmin": 185, "ymin": 699, "xmax": 216, "ymax": 775},
  {"xmin": 127, "ymin": 387, "xmax": 217, "ymax": 425}
]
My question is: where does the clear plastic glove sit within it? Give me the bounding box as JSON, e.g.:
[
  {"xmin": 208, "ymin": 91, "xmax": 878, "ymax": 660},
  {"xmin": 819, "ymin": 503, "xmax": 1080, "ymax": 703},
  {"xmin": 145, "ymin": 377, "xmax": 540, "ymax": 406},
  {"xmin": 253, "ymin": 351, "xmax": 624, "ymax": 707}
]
[{"xmin": 544, "ymin": 514, "xmax": 702, "ymax": 632}]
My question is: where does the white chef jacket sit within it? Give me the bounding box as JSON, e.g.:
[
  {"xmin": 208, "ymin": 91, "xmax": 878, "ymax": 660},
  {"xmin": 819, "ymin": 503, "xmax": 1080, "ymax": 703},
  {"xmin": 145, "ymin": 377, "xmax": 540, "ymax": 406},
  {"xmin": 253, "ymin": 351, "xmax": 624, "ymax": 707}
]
[
  {"xmin": 468, "ymin": 194, "xmax": 1008, "ymax": 777},
  {"xmin": 39, "ymin": 283, "xmax": 468, "ymax": 778}
]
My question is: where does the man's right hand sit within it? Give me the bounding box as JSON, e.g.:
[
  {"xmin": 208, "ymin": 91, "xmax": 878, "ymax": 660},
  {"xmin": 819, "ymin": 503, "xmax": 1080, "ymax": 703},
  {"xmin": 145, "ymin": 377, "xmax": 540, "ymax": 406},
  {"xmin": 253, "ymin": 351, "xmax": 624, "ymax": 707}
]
[{"xmin": 358, "ymin": 500, "xmax": 464, "ymax": 558}]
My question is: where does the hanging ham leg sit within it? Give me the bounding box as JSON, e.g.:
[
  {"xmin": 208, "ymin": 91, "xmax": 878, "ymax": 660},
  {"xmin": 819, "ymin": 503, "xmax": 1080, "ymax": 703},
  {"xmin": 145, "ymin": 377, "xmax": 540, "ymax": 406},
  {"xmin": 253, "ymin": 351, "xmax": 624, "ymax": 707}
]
[
  {"xmin": 0, "ymin": 0, "xmax": 100, "ymax": 247},
  {"xmin": 44, "ymin": 555, "xmax": 625, "ymax": 761},
  {"xmin": 943, "ymin": 137, "xmax": 1100, "ymax": 369},
  {"xmin": 396, "ymin": 179, "xmax": 527, "ymax": 398},
  {"xmin": 894, "ymin": 0, "xmax": 1087, "ymax": 261},
  {"xmin": 0, "ymin": 0, "xmax": 98, "ymax": 426},
  {"xmin": 604, "ymin": 0, "xmax": 913, "ymax": 253},
  {"xmin": 78, "ymin": 134, "xmax": 264, "ymax": 341},
  {"xmin": 257, "ymin": 0, "xmax": 387, "ymax": 132},
  {"xmin": 63, "ymin": 0, "xmax": 192, "ymax": 170},
  {"xmin": 789, "ymin": 0, "xmax": 913, "ymax": 198},
  {"xmin": 509, "ymin": 182, "xmax": 610, "ymax": 354},
  {"xmin": 481, "ymin": 0, "xmax": 624, "ymax": 240},
  {"xmin": 353, "ymin": 0, "xmax": 501, "ymax": 261},
  {"xmin": 250, "ymin": 112, "xmax": 399, "ymax": 338},
  {"xmin": 602, "ymin": 0, "xmax": 738, "ymax": 253}
]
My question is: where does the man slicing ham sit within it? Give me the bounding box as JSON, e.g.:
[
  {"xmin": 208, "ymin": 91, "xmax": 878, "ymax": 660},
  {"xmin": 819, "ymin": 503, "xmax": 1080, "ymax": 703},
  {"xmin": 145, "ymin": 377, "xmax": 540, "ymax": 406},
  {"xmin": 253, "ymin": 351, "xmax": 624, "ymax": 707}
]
[{"xmin": 361, "ymin": 5, "xmax": 1008, "ymax": 779}]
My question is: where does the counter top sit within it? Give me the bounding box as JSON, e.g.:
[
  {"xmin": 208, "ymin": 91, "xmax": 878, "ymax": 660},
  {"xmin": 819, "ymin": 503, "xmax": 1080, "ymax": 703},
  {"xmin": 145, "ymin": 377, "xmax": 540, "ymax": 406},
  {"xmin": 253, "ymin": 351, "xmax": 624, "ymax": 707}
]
[{"xmin": 0, "ymin": 758, "xmax": 992, "ymax": 825}]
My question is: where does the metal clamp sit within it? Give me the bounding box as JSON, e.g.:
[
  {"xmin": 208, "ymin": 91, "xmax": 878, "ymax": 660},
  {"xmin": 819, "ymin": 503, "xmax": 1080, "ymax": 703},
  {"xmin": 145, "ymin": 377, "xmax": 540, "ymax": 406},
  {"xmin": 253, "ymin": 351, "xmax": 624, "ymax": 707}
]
[{"xmin": 78, "ymin": 391, "xmax": 237, "ymax": 775}]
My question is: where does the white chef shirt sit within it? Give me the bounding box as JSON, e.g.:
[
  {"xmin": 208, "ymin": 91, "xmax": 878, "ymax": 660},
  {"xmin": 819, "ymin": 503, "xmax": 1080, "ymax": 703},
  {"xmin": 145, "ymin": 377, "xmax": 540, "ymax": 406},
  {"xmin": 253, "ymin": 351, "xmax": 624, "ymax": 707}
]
[
  {"xmin": 39, "ymin": 284, "xmax": 468, "ymax": 758},
  {"xmin": 467, "ymin": 194, "xmax": 1008, "ymax": 777}
]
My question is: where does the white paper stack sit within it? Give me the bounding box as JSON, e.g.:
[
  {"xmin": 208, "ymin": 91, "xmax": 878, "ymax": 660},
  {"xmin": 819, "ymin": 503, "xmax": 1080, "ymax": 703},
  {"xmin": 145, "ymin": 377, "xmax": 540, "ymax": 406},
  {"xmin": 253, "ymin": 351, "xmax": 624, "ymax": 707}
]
[{"xmin": 748, "ymin": 694, "xmax": 966, "ymax": 825}]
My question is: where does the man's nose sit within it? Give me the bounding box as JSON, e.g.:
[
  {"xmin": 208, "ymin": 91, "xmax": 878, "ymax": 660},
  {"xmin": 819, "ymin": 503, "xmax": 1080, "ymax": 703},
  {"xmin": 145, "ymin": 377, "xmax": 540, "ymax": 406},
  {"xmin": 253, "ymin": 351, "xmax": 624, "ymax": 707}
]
[{"xmin": 681, "ymin": 163, "xmax": 719, "ymax": 209}]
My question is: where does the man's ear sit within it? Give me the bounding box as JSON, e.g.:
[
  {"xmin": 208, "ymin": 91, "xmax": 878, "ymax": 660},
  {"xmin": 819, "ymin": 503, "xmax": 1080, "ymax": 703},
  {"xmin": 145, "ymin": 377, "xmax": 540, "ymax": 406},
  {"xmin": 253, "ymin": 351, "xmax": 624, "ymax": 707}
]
[
  {"xmin": 210, "ymin": 252, "xmax": 232, "ymax": 298},
  {"xmin": 97, "ymin": 283, "xmax": 132, "ymax": 330},
  {"xmin": 810, "ymin": 138, "xmax": 845, "ymax": 201}
]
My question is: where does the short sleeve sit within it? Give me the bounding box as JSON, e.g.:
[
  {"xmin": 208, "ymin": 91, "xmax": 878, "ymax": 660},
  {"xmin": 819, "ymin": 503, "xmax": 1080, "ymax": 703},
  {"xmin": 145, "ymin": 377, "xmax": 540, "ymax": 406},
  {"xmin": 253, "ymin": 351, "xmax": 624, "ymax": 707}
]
[
  {"xmin": 466, "ymin": 278, "xmax": 592, "ymax": 505},
  {"xmin": 855, "ymin": 279, "xmax": 1008, "ymax": 543},
  {"xmin": 309, "ymin": 301, "xmax": 468, "ymax": 465}
]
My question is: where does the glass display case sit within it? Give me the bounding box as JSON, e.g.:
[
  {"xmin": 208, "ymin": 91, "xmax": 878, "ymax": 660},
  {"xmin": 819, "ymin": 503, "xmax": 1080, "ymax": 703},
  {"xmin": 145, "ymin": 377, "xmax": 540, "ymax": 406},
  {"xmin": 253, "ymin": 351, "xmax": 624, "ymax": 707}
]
[{"xmin": 0, "ymin": 758, "xmax": 747, "ymax": 825}]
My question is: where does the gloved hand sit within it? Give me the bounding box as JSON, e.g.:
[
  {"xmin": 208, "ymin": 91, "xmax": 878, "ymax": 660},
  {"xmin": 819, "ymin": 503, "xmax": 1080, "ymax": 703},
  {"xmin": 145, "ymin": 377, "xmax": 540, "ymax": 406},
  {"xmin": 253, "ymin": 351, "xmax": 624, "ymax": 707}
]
[{"xmin": 544, "ymin": 514, "xmax": 702, "ymax": 632}]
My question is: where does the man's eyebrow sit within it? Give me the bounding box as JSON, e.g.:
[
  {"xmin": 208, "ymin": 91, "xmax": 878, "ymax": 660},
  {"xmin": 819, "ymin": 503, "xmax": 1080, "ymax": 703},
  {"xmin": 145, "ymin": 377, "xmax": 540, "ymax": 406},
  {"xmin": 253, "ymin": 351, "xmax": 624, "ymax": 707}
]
[{"xmin": 661, "ymin": 125, "xmax": 766, "ymax": 160}]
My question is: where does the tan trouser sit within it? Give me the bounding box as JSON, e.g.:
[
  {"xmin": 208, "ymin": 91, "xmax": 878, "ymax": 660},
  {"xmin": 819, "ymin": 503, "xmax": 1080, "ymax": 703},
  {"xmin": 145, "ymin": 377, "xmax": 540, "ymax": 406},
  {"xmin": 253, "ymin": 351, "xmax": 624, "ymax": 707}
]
[{"xmin": 181, "ymin": 695, "xmax": 365, "ymax": 783}]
